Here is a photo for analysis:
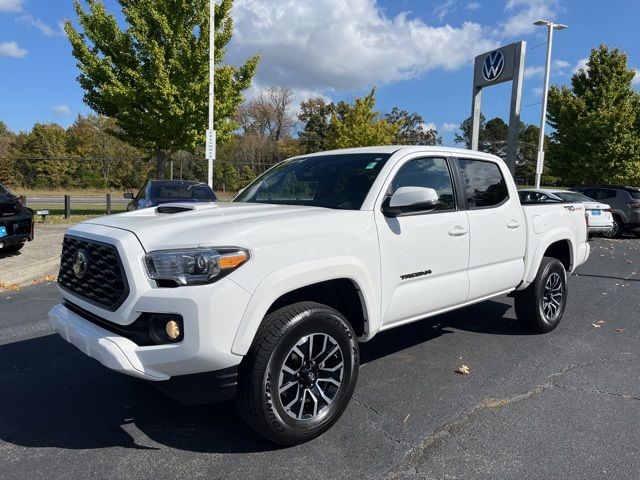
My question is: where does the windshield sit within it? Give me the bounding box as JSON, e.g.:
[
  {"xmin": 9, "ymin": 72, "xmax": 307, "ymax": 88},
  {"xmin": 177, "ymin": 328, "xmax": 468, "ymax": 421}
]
[
  {"xmin": 151, "ymin": 183, "xmax": 216, "ymax": 201},
  {"xmin": 554, "ymin": 192, "xmax": 594, "ymax": 202},
  {"xmin": 234, "ymin": 153, "xmax": 392, "ymax": 209}
]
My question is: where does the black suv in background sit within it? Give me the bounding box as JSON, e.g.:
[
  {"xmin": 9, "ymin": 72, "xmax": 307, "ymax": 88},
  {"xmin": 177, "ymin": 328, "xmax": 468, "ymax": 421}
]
[
  {"xmin": 0, "ymin": 182, "xmax": 34, "ymax": 253},
  {"xmin": 124, "ymin": 180, "xmax": 217, "ymax": 211},
  {"xmin": 570, "ymin": 185, "xmax": 640, "ymax": 238}
]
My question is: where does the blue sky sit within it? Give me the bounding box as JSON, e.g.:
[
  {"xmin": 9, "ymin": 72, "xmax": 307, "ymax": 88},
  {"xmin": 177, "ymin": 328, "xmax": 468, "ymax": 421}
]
[{"xmin": 1, "ymin": 0, "xmax": 639, "ymax": 145}]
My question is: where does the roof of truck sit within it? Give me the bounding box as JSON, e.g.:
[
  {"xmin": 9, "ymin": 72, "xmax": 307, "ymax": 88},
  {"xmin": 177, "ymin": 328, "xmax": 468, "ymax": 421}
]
[{"xmin": 299, "ymin": 145, "xmax": 501, "ymax": 161}]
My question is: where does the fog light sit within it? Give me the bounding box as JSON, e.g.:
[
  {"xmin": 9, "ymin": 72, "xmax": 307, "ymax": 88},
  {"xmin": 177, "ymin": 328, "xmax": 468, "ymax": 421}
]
[{"xmin": 165, "ymin": 320, "xmax": 180, "ymax": 340}]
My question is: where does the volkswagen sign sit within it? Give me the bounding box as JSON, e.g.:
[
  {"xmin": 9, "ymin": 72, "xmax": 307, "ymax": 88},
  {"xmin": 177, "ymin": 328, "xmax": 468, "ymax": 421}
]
[
  {"xmin": 482, "ymin": 50, "xmax": 505, "ymax": 82},
  {"xmin": 73, "ymin": 249, "xmax": 89, "ymax": 279}
]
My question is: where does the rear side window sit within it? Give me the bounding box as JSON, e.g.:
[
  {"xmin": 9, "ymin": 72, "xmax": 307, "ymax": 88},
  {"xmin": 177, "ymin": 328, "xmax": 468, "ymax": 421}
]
[
  {"xmin": 458, "ymin": 159, "xmax": 508, "ymax": 208},
  {"xmin": 391, "ymin": 157, "xmax": 456, "ymax": 211}
]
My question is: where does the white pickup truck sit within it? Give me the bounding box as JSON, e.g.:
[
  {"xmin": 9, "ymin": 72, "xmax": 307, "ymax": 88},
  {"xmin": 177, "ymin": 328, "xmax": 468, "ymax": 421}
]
[{"xmin": 49, "ymin": 146, "xmax": 590, "ymax": 445}]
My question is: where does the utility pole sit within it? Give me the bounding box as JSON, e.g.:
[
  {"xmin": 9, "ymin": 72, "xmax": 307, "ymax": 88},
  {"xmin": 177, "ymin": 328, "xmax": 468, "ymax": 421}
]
[
  {"xmin": 533, "ymin": 20, "xmax": 567, "ymax": 189},
  {"xmin": 206, "ymin": 0, "xmax": 216, "ymax": 189}
]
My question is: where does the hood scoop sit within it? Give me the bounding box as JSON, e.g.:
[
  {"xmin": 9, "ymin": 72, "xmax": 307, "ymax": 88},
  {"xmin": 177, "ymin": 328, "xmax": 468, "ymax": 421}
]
[{"xmin": 156, "ymin": 202, "xmax": 220, "ymax": 214}]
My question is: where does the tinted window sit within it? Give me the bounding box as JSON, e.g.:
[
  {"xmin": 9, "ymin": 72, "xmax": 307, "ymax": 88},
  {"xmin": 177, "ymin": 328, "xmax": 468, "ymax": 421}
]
[
  {"xmin": 458, "ymin": 159, "xmax": 508, "ymax": 208},
  {"xmin": 391, "ymin": 158, "xmax": 455, "ymax": 211},
  {"xmin": 629, "ymin": 190, "xmax": 640, "ymax": 200},
  {"xmin": 152, "ymin": 183, "xmax": 216, "ymax": 201},
  {"xmin": 234, "ymin": 153, "xmax": 391, "ymax": 210},
  {"xmin": 0, "ymin": 184, "xmax": 7, "ymax": 195},
  {"xmin": 554, "ymin": 192, "xmax": 594, "ymax": 202},
  {"xmin": 519, "ymin": 191, "xmax": 558, "ymax": 203}
]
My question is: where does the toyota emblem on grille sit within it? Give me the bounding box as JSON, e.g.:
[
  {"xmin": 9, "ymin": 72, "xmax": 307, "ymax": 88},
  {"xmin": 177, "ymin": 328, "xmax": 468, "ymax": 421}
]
[{"xmin": 73, "ymin": 249, "xmax": 89, "ymax": 279}]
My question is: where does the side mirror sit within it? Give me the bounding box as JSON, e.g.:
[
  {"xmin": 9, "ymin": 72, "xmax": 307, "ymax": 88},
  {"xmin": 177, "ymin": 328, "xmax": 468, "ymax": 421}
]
[
  {"xmin": 382, "ymin": 186, "xmax": 439, "ymax": 217},
  {"xmin": 123, "ymin": 192, "xmax": 134, "ymax": 200}
]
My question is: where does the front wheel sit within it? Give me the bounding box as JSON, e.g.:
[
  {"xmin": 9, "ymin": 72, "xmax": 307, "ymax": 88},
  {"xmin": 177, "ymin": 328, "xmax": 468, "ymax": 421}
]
[
  {"xmin": 237, "ymin": 302, "xmax": 359, "ymax": 446},
  {"xmin": 514, "ymin": 257, "xmax": 567, "ymax": 333}
]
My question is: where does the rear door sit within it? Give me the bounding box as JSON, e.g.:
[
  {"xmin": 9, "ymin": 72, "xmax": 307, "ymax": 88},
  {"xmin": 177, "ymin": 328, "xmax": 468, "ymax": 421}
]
[
  {"xmin": 376, "ymin": 155, "xmax": 470, "ymax": 327},
  {"xmin": 456, "ymin": 157, "xmax": 526, "ymax": 300}
]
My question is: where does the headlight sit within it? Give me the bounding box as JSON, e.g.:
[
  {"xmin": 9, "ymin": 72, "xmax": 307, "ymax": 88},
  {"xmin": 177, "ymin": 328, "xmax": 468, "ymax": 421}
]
[{"xmin": 144, "ymin": 247, "xmax": 249, "ymax": 286}]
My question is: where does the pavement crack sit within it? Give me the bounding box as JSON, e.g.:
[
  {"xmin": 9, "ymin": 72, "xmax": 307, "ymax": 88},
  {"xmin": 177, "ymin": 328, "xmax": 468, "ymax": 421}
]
[
  {"xmin": 352, "ymin": 397, "xmax": 413, "ymax": 448},
  {"xmin": 553, "ymin": 383, "xmax": 640, "ymax": 401}
]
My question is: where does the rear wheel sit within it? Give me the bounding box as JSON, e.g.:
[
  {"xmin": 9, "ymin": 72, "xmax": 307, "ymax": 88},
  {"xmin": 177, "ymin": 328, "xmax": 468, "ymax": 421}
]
[
  {"xmin": 237, "ymin": 301, "xmax": 359, "ymax": 446},
  {"xmin": 515, "ymin": 257, "xmax": 567, "ymax": 333},
  {"xmin": 606, "ymin": 215, "xmax": 623, "ymax": 238}
]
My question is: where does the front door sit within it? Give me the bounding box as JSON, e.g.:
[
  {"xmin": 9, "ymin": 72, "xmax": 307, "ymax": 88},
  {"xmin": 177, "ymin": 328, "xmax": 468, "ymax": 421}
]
[{"xmin": 375, "ymin": 156, "xmax": 470, "ymax": 328}]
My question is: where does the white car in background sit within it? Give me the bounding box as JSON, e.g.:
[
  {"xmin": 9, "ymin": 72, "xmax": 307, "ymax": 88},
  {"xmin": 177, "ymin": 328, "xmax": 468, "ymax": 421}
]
[{"xmin": 519, "ymin": 188, "xmax": 614, "ymax": 236}]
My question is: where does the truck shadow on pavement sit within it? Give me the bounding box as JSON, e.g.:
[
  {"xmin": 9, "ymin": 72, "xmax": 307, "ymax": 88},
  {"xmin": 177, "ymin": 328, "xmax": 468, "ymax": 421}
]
[{"xmin": 0, "ymin": 299, "xmax": 521, "ymax": 454}]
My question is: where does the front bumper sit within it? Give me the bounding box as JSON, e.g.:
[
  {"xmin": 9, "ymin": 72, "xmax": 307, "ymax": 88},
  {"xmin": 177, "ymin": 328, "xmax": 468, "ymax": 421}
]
[{"xmin": 0, "ymin": 208, "xmax": 33, "ymax": 246}]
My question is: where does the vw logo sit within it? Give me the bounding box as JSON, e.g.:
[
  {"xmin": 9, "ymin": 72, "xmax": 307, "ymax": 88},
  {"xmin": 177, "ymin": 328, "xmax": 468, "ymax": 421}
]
[
  {"xmin": 73, "ymin": 249, "xmax": 89, "ymax": 279},
  {"xmin": 482, "ymin": 50, "xmax": 505, "ymax": 82}
]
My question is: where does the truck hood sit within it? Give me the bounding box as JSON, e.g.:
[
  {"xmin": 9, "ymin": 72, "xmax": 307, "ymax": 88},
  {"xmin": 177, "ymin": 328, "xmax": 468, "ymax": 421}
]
[{"xmin": 82, "ymin": 202, "xmax": 367, "ymax": 251}]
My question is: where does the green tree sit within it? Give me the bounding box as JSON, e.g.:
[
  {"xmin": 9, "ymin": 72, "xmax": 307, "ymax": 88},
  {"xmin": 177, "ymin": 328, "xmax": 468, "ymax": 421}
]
[
  {"xmin": 298, "ymin": 97, "xmax": 334, "ymax": 153},
  {"xmin": 454, "ymin": 114, "xmax": 489, "ymax": 150},
  {"xmin": 384, "ymin": 107, "xmax": 441, "ymax": 145},
  {"xmin": 325, "ymin": 89, "xmax": 399, "ymax": 149},
  {"xmin": 12, "ymin": 123, "xmax": 70, "ymax": 188},
  {"xmin": 0, "ymin": 121, "xmax": 17, "ymax": 185},
  {"xmin": 547, "ymin": 45, "xmax": 640, "ymax": 184},
  {"xmin": 65, "ymin": 0, "xmax": 259, "ymax": 179}
]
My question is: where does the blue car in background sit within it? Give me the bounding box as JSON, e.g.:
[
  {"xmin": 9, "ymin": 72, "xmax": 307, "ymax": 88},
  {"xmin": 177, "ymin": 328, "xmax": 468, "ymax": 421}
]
[{"xmin": 124, "ymin": 180, "xmax": 218, "ymax": 211}]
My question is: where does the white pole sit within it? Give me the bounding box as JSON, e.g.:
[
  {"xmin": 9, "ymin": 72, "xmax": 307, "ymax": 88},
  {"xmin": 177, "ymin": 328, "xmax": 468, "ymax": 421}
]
[
  {"xmin": 535, "ymin": 24, "xmax": 554, "ymax": 189},
  {"xmin": 206, "ymin": 0, "xmax": 216, "ymax": 189}
]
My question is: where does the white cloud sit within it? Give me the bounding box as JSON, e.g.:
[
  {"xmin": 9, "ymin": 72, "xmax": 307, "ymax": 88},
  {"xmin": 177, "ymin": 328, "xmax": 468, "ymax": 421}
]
[
  {"xmin": 422, "ymin": 122, "xmax": 438, "ymax": 132},
  {"xmin": 0, "ymin": 41, "xmax": 27, "ymax": 58},
  {"xmin": 18, "ymin": 14, "xmax": 63, "ymax": 36},
  {"xmin": 633, "ymin": 68, "xmax": 640, "ymax": 87},
  {"xmin": 532, "ymin": 87, "xmax": 543, "ymax": 98},
  {"xmin": 433, "ymin": 0, "xmax": 457, "ymax": 22},
  {"xmin": 466, "ymin": 2, "xmax": 481, "ymax": 10},
  {"xmin": 53, "ymin": 105, "xmax": 71, "ymax": 116},
  {"xmin": 524, "ymin": 59, "xmax": 571, "ymax": 79},
  {"xmin": 0, "ymin": 0, "xmax": 23, "ymax": 13},
  {"xmin": 502, "ymin": 0, "xmax": 558, "ymax": 37},
  {"xmin": 229, "ymin": 0, "xmax": 498, "ymax": 92},
  {"xmin": 441, "ymin": 122, "xmax": 458, "ymax": 132},
  {"xmin": 572, "ymin": 57, "xmax": 589, "ymax": 74}
]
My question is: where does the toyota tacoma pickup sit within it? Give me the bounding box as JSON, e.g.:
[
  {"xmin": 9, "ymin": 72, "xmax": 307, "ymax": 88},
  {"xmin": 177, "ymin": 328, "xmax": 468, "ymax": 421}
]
[{"xmin": 49, "ymin": 146, "xmax": 590, "ymax": 445}]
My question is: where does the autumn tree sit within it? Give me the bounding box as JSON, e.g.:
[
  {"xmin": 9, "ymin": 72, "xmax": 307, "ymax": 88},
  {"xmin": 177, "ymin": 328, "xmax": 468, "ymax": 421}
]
[
  {"xmin": 325, "ymin": 89, "xmax": 399, "ymax": 149},
  {"xmin": 65, "ymin": 0, "xmax": 259, "ymax": 179},
  {"xmin": 385, "ymin": 107, "xmax": 441, "ymax": 145}
]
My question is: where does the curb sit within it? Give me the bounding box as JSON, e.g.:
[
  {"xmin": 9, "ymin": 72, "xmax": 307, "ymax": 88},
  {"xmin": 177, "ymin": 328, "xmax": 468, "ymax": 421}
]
[{"xmin": 0, "ymin": 257, "xmax": 60, "ymax": 287}]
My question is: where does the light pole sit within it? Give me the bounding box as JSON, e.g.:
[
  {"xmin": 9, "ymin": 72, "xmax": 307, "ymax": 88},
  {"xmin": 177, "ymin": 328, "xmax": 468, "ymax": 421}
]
[
  {"xmin": 206, "ymin": 0, "xmax": 216, "ymax": 189},
  {"xmin": 533, "ymin": 19, "xmax": 567, "ymax": 189}
]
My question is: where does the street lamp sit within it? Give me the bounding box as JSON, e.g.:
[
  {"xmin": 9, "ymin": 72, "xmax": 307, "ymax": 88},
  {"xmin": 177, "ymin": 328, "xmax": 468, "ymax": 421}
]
[
  {"xmin": 533, "ymin": 20, "xmax": 567, "ymax": 189},
  {"xmin": 206, "ymin": 0, "xmax": 216, "ymax": 189}
]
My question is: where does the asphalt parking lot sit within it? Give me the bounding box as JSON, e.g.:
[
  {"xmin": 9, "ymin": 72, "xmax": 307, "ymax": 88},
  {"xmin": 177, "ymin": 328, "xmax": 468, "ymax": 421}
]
[{"xmin": 1, "ymin": 237, "xmax": 639, "ymax": 480}]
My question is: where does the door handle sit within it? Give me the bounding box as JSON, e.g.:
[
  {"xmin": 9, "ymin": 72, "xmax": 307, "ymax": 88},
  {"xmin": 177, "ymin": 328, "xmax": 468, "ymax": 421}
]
[
  {"xmin": 507, "ymin": 219, "xmax": 522, "ymax": 229},
  {"xmin": 448, "ymin": 225, "xmax": 469, "ymax": 237}
]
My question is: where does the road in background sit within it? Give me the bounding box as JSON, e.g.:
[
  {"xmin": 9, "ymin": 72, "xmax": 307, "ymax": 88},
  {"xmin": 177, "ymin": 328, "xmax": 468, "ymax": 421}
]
[{"xmin": 1, "ymin": 237, "xmax": 638, "ymax": 480}]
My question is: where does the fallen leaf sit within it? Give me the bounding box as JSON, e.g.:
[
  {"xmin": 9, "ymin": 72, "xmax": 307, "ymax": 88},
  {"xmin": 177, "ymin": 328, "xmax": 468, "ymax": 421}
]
[
  {"xmin": 456, "ymin": 364, "xmax": 471, "ymax": 375},
  {"xmin": 615, "ymin": 328, "xmax": 625, "ymax": 333},
  {"xmin": 403, "ymin": 414, "xmax": 410, "ymax": 423},
  {"xmin": 591, "ymin": 324, "xmax": 601, "ymax": 328},
  {"xmin": 597, "ymin": 320, "xmax": 605, "ymax": 324}
]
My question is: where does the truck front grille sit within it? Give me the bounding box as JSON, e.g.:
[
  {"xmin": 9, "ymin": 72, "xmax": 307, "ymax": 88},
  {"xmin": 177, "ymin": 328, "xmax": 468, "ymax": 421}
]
[{"xmin": 58, "ymin": 236, "xmax": 129, "ymax": 311}]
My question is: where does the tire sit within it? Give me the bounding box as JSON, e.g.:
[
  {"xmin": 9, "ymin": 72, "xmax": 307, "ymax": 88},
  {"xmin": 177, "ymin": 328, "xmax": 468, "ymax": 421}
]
[
  {"xmin": 0, "ymin": 242, "xmax": 24, "ymax": 253},
  {"xmin": 237, "ymin": 301, "xmax": 359, "ymax": 446},
  {"xmin": 606, "ymin": 215, "xmax": 623, "ymax": 238},
  {"xmin": 514, "ymin": 257, "xmax": 567, "ymax": 334}
]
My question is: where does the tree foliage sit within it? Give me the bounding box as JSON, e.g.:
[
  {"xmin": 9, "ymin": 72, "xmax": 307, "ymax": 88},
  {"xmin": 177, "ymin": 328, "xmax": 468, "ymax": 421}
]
[
  {"xmin": 385, "ymin": 107, "xmax": 441, "ymax": 146},
  {"xmin": 65, "ymin": 0, "xmax": 259, "ymax": 178},
  {"xmin": 325, "ymin": 89, "xmax": 399, "ymax": 149},
  {"xmin": 547, "ymin": 44, "xmax": 640, "ymax": 184}
]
